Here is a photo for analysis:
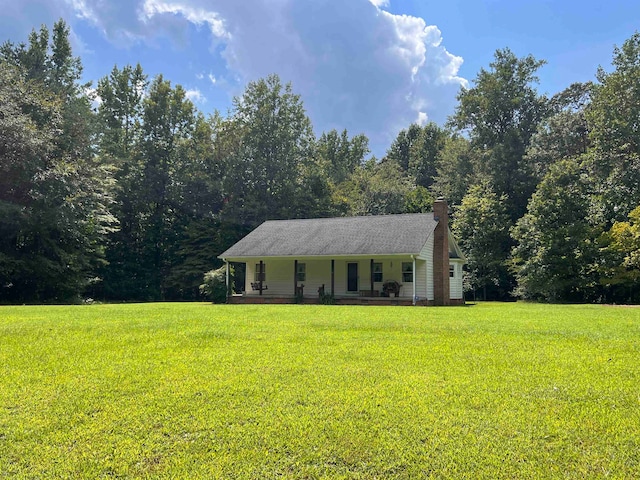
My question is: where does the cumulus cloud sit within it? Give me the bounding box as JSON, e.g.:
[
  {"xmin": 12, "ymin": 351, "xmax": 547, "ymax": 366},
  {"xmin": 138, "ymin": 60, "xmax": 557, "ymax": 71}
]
[
  {"xmin": 10, "ymin": 0, "xmax": 468, "ymax": 156},
  {"xmin": 185, "ymin": 88, "xmax": 206, "ymax": 103},
  {"xmin": 67, "ymin": 0, "xmax": 99, "ymax": 24},
  {"xmin": 140, "ymin": 0, "xmax": 229, "ymax": 39}
]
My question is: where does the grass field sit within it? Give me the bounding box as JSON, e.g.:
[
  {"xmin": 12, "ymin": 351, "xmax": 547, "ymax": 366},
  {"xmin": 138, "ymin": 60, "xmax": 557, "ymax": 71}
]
[{"xmin": 0, "ymin": 302, "xmax": 639, "ymax": 478}]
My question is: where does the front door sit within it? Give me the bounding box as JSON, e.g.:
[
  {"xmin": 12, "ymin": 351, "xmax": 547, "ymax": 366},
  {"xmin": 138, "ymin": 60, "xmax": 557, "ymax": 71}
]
[{"xmin": 347, "ymin": 263, "xmax": 358, "ymax": 292}]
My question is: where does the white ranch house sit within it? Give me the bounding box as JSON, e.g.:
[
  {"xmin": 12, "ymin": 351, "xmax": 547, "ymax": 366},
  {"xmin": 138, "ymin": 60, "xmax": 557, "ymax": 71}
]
[{"xmin": 220, "ymin": 199, "xmax": 465, "ymax": 305}]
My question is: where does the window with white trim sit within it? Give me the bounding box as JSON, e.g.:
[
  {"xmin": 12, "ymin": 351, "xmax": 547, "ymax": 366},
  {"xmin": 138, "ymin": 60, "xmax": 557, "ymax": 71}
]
[
  {"xmin": 372, "ymin": 262, "xmax": 383, "ymax": 282},
  {"xmin": 402, "ymin": 262, "xmax": 413, "ymax": 283},
  {"xmin": 254, "ymin": 263, "xmax": 266, "ymax": 282},
  {"xmin": 296, "ymin": 263, "xmax": 306, "ymax": 282}
]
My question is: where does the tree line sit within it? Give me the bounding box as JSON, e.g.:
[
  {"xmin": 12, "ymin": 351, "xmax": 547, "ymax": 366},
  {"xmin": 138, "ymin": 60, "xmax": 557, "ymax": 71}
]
[{"xmin": 1, "ymin": 20, "xmax": 640, "ymax": 304}]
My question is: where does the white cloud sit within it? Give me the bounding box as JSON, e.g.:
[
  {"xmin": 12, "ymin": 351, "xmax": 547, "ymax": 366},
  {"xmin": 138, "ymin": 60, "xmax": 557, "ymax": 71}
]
[
  {"xmin": 67, "ymin": 0, "xmax": 99, "ymax": 24},
  {"xmin": 196, "ymin": 72, "xmax": 204, "ymax": 80},
  {"xmin": 140, "ymin": 0, "xmax": 229, "ymax": 39},
  {"xmin": 416, "ymin": 112, "xmax": 428, "ymax": 125},
  {"xmin": 185, "ymin": 88, "xmax": 206, "ymax": 103},
  {"xmin": 368, "ymin": 0, "xmax": 389, "ymax": 8},
  {"xmin": 34, "ymin": 0, "xmax": 468, "ymax": 156}
]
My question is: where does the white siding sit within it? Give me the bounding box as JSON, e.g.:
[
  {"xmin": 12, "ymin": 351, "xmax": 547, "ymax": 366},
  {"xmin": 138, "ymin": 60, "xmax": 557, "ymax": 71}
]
[
  {"xmin": 449, "ymin": 260, "xmax": 464, "ymax": 300},
  {"xmin": 418, "ymin": 234, "xmax": 435, "ymax": 301},
  {"xmin": 300, "ymin": 259, "xmax": 332, "ymax": 296},
  {"xmin": 244, "ymin": 254, "xmax": 464, "ymax": 300},
  {"xmin": 244, "ymin": 256, "xmax": 417, "ymax": 297},
  {"xmin": 246, "ymin": 259, "xmax": 291, "ymax": 296},
  {"xmin": 245, "ymin": 262, "xmax": 256, "ymax": 292},
  {"xmin": 380, "ymin": 258, "xmax": 413, "ymax": 298},
  {"xmin": 335, "ymin": 258, "xmax": 412, "ymax": 297},
  {"xmin": 245, "ymin": 259, "xmax": 332, "ymax": 297},
  {"xmin": 415, "ymin": 259, "xmax": 427, "ymax": 300},
  {"xmin": 334, "ymin": 260, "xmax": 346, "ymax": 294}
]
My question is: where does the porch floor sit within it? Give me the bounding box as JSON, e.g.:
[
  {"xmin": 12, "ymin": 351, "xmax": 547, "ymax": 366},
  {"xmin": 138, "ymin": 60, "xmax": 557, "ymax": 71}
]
[{"xmin": 228, "ymin": 294, "xmax": 423, "ymax": 306}]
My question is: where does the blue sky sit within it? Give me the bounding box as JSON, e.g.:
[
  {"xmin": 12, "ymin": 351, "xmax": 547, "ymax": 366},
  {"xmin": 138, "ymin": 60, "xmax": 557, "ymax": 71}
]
[{"xmin": 1, "ymin": 0, "xmax": 639, "ymax": 157}]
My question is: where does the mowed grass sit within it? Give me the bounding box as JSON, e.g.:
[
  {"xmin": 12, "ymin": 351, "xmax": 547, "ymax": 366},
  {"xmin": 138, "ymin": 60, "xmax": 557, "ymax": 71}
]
[{"xmin": 0, "ymin": 303, "xmax": 639, "ymax": 479}]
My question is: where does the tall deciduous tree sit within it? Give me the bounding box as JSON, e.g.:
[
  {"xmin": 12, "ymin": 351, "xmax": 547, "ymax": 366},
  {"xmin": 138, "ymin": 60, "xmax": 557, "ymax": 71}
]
[
  {"xmin": 525, "ymin": 83, "xmax": 591, "ymax": 181},
  {"xmin": 512, "ymin": 158, "xmax": 599, "ymax": 302},
  {"xmin": 219, "ymin": 74, "xmax": 319, "ymax": 225},
  {"xmin": 136, "ymin": 75, "xmax": 197, "ymax": 300},
  {"xmin": 0, "ymin": 65, "xmax": 59, "ymax": 301},
  {"xmin": 96, "ymin": 64, "xmax": 149, "ymax": 299},
  {"xmin": 587, "ymin": 33, "xmax": 640, "ymax": 223},
  {"xmin": 386, "ymin": 123, "xmax": 447, "ymax": 189},
  {"xmin": 0, "ymin": 21, "xmax": 116, "ymax": 302},
  {"xmin": 452, "ymin": 181, "xmax": 512, "ymax": 300},
  {"xmin": 600, "ymin": 206, "xmax": 640, "ymax": 302},
  {"xmin": 97, "ymin": 70, "xmax": 205, "ymax": 301},
  {"xmin": 97, "ymin": 64, "xmax": 147, "ymax": 164},
  {"xmin": 334, "ymin": 159, "xmax": 415, "ymax": 216},
  {"xmin": 315, "ymin": 129, "xmax": 369, "ymax": 185},
  {"xmin": 408, "ymin": 122, "xmax": 447, "ymax": 189},
  {"xmin": 165, "ymin": 113, "xmax": 228, "ymax": 299},
  {"xmin": 386, "ymin": 124, "xmax": 422, "ymax": 172},
  {"xmin": 450, "ymin": 48, "xmax": 548, "ymax": 220},
  {"xmin": 432, "ymin": 135, "xmax": 475, "ymax": 207}
]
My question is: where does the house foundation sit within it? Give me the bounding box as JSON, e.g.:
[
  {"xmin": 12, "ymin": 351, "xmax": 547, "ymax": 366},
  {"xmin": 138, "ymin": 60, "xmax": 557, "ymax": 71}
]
[{"xmin": 227, "ymin": 294, "xmax": 465, "ymax": 306}]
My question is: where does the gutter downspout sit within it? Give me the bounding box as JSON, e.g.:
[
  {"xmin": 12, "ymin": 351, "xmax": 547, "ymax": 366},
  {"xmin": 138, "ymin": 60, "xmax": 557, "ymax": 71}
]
[
  {"xmin": 412, "ymin": 255, "xmax": 416, "ymax": 305},
  {"xmin": 223, "ymin": 258, "xmax": 230, "ymax": 300}
]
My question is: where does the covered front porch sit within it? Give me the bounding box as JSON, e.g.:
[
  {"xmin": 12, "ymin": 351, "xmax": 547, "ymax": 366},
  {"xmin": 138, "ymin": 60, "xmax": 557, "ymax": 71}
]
[
  {"xmin": 227, "ymin": 293, "xmax": 424, "ymax": 306},
  {"xmin": 223, "ymin": 255, "xmax": 430, "ymax": 305}
]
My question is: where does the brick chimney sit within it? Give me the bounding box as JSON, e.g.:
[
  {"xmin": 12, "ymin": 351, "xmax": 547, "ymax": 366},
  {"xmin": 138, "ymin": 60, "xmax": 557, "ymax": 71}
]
[{"xmin": 433, "ymin": 198, "xmax": 450, "ymax": 306}]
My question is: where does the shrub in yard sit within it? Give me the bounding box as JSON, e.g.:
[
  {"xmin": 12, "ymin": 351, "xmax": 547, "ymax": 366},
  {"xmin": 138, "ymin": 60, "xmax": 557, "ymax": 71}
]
[
  {"xmin": 199, "ymin": 266, "xmax": 228, "ymax": 303},
  {"xmin": 319, "ymin": 292, "xmax": 336, "ymax": 305}
]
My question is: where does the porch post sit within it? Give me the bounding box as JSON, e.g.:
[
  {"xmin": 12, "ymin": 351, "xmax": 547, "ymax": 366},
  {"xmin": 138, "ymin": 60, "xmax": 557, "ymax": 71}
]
[
  {"xmin": 259, "ymin": 260, "xmax": 264, "ymax": 296},
  {"xmin": 225, "ymin": 260, "xmax": 230, "ymax": 298},
  {"xmin": 412, "ymin": 256, "xmax": 416, "ymax": 305},
  {"xmin": 331, "ymin": 259, "xmax": 335, "ymax": 296},
  {"xmin": 294, "ymin": 259, "xmax": 298, "ymax": 295},
  {"xmin": 370, "ymin": 258, "xmax": 374, "ymax": 296}
]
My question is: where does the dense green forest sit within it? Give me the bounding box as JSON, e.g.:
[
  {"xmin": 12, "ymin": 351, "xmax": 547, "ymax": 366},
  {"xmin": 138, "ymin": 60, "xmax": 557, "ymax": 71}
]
[{"xmin": 2, "ymin": 20, "xmax": 640, "ymax": 304}]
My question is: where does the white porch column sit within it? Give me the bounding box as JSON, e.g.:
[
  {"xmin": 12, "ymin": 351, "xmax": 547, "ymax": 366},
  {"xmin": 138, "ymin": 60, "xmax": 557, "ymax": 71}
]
[
  {"xmin": 225, "ymin": 260, "xmax": 230, "ymax": 297},
  {"xmin": 412, "ymin": 255, "xmax": 416, "ymax": 305}
]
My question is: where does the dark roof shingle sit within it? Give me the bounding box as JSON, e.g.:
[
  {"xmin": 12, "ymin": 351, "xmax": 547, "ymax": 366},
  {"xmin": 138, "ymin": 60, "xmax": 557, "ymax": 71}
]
[{"xmin": 220, "ymin": 213, "xmax": 438, "ymax": 258}]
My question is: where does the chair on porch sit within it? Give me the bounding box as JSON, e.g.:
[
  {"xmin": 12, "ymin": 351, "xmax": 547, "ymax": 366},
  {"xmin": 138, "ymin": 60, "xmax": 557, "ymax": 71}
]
[
  {"xmin": 250, "ymin": 282, "xmax": 268, "ymax": 291},
  {"xmin": 382, "ymin": 280, "xmax": 401, "ymax": 297}
]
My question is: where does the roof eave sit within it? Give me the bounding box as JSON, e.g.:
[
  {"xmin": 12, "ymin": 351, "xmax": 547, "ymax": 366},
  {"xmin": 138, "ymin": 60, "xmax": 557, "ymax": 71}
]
[{"xmin": 220, "ymin": 252, "xmax": 422, "ymax": 261}]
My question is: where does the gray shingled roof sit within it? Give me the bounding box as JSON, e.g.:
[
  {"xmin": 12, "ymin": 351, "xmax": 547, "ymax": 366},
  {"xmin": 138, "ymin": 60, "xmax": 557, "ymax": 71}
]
[{"xmin": 220, "ymin": 213, "xmax": 438, "ymax": 258}]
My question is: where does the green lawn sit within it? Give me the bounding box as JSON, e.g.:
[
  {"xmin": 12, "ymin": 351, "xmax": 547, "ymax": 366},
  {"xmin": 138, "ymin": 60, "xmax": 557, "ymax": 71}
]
[{"xmin": 0, "ymin": 303, "xmax": 639, "ymax": 479}]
